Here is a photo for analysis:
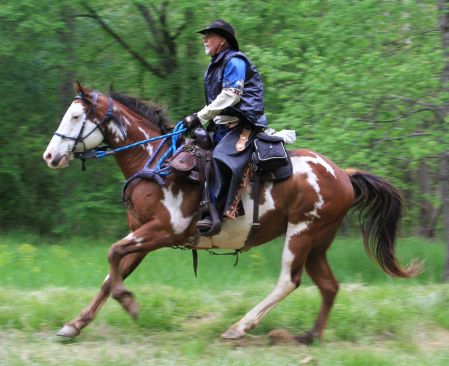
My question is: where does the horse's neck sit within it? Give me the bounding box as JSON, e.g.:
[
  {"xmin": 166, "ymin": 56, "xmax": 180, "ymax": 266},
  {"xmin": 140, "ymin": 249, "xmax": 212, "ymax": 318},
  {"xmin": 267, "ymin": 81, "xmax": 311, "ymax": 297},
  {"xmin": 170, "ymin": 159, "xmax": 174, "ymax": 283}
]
[{"xmin": 106, "ymin": 107, "xmax": 167, "ymax": 179}]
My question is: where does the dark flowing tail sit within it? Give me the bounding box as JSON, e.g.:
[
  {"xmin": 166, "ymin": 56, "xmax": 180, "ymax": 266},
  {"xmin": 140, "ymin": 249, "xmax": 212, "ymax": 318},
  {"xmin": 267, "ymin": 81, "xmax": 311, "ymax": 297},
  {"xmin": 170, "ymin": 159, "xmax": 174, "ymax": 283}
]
[{"xmin": 347, "ymin": 170, "xmax": 422, "ymax": 278}]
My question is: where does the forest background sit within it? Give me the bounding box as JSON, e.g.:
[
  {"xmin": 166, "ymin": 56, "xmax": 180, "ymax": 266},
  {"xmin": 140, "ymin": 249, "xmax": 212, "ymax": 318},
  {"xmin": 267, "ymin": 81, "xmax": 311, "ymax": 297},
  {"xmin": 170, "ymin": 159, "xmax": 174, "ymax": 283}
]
[{"xmin": 2, "ymin": 0, "xmax": 449, "ymax": 279}]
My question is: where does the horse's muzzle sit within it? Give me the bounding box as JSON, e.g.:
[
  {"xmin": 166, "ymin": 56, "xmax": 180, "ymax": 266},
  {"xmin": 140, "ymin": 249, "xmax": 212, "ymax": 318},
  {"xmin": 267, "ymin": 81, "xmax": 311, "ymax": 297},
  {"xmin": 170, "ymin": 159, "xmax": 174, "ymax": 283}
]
[{"xmin": 43, "ymin": 151, "xmax": 69, "ymax": 169}]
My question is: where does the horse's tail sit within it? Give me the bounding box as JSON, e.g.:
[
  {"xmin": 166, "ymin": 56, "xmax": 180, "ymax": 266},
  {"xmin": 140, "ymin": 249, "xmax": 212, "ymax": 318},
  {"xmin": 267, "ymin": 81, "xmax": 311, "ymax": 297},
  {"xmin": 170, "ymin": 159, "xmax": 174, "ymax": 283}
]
[{"xmin": 346, "ymin": 169, "xmax": 422, "ymax": 278}]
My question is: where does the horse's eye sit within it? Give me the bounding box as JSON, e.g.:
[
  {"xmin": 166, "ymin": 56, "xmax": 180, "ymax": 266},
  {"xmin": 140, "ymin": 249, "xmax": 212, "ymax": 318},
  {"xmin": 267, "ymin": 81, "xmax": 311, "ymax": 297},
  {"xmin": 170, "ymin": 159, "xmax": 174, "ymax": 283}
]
[{"xmin": 73, "ymin": 115, "xmax": 80, "ymax": 120}]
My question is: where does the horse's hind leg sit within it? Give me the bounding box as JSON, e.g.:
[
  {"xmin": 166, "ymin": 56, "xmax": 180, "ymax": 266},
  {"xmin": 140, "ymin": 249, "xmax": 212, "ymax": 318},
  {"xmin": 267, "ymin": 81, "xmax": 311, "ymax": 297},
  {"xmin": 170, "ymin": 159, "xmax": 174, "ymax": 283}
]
[
  {"xmin": 221, "ymin": 225, "xmax": 311, "ymax": 340},
  {"xmin": 295, "ymin": 244, "xmax": 339, "ymax": 345},
  {"xmin": 57, "ymin": 251, "xmax": 147, "ymax": 338}
]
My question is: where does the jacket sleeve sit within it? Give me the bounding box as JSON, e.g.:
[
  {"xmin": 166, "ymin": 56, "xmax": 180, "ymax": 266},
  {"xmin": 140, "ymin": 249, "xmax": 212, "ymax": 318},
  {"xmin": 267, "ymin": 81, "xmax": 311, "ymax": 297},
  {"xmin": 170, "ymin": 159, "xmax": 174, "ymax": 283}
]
[{"xmin": 197, "ymin": 57, "xmax": 246, "ymax": 124}]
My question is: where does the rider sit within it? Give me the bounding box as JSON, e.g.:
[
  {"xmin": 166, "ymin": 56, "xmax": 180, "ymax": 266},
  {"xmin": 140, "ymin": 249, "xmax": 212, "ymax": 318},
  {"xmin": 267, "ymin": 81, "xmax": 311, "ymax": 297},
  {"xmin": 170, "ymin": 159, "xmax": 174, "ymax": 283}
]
[{"xmin": 182, "ymin": 19, "xmax": 268, "ymax": 234}]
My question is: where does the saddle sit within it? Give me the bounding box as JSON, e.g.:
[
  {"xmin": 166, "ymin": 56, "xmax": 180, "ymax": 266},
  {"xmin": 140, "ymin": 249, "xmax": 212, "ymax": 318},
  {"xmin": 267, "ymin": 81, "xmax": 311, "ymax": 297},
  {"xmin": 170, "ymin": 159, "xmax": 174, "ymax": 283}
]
[
  {"xmin": 169, "ymin": 128, "xmax": 292, "ymax": 244},
  {"xmin": 170, "ymin": 128, "xmax": 221, "ymax": 237}
]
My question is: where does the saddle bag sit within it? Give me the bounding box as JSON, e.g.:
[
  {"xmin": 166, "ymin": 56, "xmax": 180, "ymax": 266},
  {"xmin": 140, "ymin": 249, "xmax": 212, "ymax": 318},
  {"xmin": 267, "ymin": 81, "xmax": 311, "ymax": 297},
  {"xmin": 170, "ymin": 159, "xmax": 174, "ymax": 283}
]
[{"xmin": 252, "ymin": 133, "xmax": 289, "ymax": 171}]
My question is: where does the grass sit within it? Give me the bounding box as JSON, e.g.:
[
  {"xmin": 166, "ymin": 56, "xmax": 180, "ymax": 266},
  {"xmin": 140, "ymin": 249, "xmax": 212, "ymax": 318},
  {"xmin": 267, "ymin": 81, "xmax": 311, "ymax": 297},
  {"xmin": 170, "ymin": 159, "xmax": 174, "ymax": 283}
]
[
  {"xmin": 0, "ymin": 233, "xmax": 445, "ymax": 289},
  {"xmin": 0, "ymin": 284, "xmax": 448, "ymax": 365},
  {"xmin": 0, "ymin": 233, "xmax": 448, "ymax": 365}
]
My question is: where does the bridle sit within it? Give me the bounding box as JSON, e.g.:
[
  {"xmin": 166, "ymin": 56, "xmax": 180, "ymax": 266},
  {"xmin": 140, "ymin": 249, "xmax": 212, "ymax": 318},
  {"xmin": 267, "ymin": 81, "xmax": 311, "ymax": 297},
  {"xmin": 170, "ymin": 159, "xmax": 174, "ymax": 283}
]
[
  {"xmin": 53, "ymin": 91, "xmax": 126, "ymax": 170},
  {"xmin": 54, "ymin": 91, "xmax": 125, "ymax": 155}
]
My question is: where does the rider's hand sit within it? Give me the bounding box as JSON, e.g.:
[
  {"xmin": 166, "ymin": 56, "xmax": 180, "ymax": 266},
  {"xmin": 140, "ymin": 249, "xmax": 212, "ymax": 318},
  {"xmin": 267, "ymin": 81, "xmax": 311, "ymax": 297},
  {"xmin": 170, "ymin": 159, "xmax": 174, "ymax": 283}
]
[{"xmin": 182, "ymin": 113, "xmax": 201, "ymax": 132}]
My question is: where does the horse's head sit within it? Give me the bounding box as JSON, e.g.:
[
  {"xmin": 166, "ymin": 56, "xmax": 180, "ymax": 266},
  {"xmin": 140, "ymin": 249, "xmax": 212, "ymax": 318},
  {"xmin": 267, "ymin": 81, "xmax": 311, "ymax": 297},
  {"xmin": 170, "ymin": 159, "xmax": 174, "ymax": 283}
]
[
  {"xmin": 43, "ymin": 81, "xmax": 109, "ymax": 169},
  {"xmin": 44, "ymin": 81, "xmax": 173, "ymax": 172}
]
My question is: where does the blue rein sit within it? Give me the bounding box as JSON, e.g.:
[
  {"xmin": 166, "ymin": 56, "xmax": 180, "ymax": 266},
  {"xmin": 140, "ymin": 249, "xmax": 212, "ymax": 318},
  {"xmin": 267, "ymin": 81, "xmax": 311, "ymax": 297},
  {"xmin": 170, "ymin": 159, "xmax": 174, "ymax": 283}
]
[
  {"xmin": 83, "ymin": 123, "xmax": 186, "ymax": 159},
  {"xmin": 79, "ymin": 120, "xmax": 187, "ymax": 190},
  {"xmin": 121, "ymin": 121, "xmax": 186, "ymax": 193}
]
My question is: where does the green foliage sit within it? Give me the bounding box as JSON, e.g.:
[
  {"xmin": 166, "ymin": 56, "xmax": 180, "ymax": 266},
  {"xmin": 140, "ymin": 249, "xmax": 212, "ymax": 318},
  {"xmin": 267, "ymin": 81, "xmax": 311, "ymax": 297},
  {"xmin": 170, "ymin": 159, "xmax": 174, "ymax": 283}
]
[{"xmin": 0, "ymin": 0, "xmax": 447, "ymax": 237}]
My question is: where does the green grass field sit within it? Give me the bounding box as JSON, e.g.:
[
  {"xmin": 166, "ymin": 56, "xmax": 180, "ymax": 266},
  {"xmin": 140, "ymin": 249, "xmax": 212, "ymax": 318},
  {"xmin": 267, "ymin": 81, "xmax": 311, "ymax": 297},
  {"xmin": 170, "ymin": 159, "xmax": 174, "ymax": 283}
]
[{"xmin": 0, "ymin": 234, "xmax": 448, "ymax": 365}]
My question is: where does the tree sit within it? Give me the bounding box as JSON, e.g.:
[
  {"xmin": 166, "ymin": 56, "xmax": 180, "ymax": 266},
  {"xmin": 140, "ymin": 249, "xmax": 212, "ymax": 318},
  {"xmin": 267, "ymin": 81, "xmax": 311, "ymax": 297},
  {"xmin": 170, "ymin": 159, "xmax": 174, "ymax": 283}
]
[
  {"xmin": 1, "ymin": 0, "xmax": 447, "ymax": 250},
  {"xmin": 437, "ymin": 0, "xmax": 449, "ymax": 282}
]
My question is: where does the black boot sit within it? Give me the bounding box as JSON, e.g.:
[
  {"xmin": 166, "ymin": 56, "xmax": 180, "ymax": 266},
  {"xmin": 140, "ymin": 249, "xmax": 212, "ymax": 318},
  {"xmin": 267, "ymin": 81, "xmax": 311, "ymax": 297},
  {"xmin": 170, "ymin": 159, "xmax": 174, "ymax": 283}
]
[{"xmin": 196, "ymin": 201, "xmax": 221, "ymax": 237}]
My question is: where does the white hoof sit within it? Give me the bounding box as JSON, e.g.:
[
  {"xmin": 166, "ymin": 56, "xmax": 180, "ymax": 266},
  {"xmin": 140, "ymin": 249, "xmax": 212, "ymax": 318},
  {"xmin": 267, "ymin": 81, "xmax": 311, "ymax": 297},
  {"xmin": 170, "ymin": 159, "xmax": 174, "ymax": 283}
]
[
  {"xmin": 57, "ymin": 325, "xmax": 80, "ymax": 338},
  {"xmin": 221, "ymin": 327, "xmax": 246, "ymax": 339}
]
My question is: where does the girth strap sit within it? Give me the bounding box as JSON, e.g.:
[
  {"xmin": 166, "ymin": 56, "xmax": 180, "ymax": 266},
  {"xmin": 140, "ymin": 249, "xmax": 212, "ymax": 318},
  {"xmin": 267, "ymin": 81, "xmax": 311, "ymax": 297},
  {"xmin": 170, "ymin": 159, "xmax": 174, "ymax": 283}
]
[{"xmin": 244, "ymin": 173, "xmax": 261, "ymax": 248}]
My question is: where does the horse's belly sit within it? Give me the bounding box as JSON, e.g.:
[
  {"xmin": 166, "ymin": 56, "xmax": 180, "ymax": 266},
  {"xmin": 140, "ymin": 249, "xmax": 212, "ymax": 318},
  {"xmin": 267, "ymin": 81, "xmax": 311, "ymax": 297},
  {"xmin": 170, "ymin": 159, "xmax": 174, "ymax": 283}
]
[
  {"xmin": 195, "ymin": 215, "xmax": 252, "ymax": 250},
  {"xmin": 194, "ymin": 182, "xmax": 278, "ymax": 250}
]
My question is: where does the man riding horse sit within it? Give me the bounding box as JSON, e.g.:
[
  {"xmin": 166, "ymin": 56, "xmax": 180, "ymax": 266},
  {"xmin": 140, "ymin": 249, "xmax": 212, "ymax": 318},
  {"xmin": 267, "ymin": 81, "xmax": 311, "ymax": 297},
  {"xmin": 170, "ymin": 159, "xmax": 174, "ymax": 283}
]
[
  {"xmin": 182, "ymin": 19, "xmax": 268, "ymax": 236},
  {"xmin": 43, "ymin": 20, "xmax": 420, "ymax": 343}
]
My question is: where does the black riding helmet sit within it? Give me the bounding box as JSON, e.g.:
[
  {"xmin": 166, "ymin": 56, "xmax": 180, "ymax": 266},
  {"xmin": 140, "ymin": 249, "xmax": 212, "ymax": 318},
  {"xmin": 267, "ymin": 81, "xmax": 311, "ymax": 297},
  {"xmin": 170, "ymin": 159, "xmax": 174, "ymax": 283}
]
[{"xmin": 197, "ymin": 19, "xmax": 239, "ymax": 51}]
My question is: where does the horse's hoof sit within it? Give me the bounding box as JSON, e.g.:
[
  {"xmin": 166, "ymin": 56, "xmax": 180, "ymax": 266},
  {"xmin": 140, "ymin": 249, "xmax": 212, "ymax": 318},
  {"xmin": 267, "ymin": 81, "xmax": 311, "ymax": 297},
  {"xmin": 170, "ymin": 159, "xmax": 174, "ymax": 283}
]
[
  {"xmin": 268, "ymin": 329, "xmax": 297, "ymax": 345},
  {"xmin": 57, "ymin": 325, "xmax": 80, "ymax": 338},
  {"xmin": 221, "ymin": 327, "xmax": 245, "ymax": 339},
  {"xmin": 294, "ymin": 331, "xmax": 315, "ymax": 345},
  {"xmin": 129, "ymin": 303, "xmax": 139, "ymax": 321},
  {"xmin": 121, "ymin": 295, "xmax": 139, "ymax": 320}
]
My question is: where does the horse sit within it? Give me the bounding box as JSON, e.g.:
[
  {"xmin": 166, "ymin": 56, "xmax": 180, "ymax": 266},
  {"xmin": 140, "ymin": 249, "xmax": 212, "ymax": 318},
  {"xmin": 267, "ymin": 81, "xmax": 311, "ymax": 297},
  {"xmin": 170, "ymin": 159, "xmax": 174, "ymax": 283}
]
[{"xmin": 43, "ymin": 82, "xmax": 420, "ymax": 344}]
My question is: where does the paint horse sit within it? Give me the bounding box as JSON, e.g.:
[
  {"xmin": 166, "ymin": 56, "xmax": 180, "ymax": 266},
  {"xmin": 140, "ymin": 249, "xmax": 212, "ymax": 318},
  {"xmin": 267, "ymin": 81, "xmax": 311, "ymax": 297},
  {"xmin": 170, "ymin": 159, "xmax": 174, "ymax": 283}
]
[{"xmin": 43, "ymin": 82, "xmax": 420, "ymax": 344}]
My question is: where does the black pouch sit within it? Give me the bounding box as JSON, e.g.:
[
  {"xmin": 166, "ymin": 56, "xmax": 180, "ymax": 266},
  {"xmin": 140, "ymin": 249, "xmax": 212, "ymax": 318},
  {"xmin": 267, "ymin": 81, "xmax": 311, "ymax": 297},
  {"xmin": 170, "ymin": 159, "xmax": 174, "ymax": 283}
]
[{"xmin": 252, "ymin": 133, "xmax": 289, "ymax": 171}]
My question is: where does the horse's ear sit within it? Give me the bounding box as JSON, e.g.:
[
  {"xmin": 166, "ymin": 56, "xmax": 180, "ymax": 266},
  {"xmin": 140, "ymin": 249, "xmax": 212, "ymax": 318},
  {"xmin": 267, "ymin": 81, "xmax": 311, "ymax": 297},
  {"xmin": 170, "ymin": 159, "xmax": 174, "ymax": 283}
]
[
  {"xmin": 108, "ymin": 82, "xmax": 115, "ymax": 94},
  {"xmin": 74, "ymin": 80, "xmax": 85, "ymax": 96}
]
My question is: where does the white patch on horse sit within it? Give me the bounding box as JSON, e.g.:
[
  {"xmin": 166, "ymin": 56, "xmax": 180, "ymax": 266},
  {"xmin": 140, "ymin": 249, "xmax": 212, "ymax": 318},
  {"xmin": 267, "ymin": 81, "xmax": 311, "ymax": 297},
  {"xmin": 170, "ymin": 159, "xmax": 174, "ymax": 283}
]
[
  {"xmin": 123, "ymin": 232, "xmax": 143, "ymax": 245},
  {"xmin": 222, "ymin": 231, "xmax": 296, "ymax": 337},
  {"xmin": 196, "ymin": 184, "xmax": 276, "ymax": 250},
  {"xmin": 44, "ymin": 101, "xmax": 105, "ymax": 168},
  {"xmin": 259, "ymin": 182, "xmax": 276, "ymax": 219},
  {"xmin": 288, "ymin": 221, "xmax": 309, "ymax": 237},
  {"xmin": 134, "ymin": 236, "xmax": 144, "ymax": 247},
  {"xmin": 69, "ymin": 102, "xmax": 85, "ymax": 120},
  {"xmin": 53, "ymin": 102, "xmax": 85, "ymax": 139},
  {"xmin": 291, "ymin": 155, "xmax": 335, "ymax": 219},
  {"xmin": 138, "ymin": 127, "xmax": 153, "ymax": 155},
  {"xmin": 161, "ymin": 187, "xmax": 193, "ymax": 235},
  {"xmin": 295, "ymin": 153, "xmax": 336, "ymax": 178},
  {"xmin": 122, "ymin": 116, "xmax": 131, "ymax": 126},
  {"xmin": 107, "ymin": 121, "xmax": 127, "ymax": 143}
]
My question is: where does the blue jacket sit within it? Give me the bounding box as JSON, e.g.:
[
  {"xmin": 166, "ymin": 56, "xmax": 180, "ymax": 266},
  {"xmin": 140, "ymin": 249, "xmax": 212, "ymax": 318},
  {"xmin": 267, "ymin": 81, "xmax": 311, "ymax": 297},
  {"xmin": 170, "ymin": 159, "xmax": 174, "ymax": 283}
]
[{"xmin": 204, "ymin": 49, "xmax": 268, "ymax": 128}]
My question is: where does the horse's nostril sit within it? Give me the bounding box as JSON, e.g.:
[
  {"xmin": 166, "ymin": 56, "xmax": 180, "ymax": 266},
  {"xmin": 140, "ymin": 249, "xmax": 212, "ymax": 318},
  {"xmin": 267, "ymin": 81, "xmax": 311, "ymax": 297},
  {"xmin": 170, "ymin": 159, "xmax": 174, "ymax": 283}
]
[{"xmin": 44, "ymin": 152, "xmax": 53, "ymax": 162}]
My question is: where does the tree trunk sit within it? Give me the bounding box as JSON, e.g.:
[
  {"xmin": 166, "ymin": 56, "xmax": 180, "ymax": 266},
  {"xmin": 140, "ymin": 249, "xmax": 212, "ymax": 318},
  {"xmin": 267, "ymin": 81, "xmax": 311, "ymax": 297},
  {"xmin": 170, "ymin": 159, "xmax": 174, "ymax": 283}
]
[
  {"xmin": 440, "ymin": 153, "xmax": 449, "ymax": 282},
  {"xmin": 58, "ymin": 6, "xmax": 76, "ymax": 112},
  {"xmin": 438, "ymin": 0, "xmax": 449, "ymax": 282},
  {"xmin": 417, "ymin": 160, "xmax": 437, "ymax": 238}
]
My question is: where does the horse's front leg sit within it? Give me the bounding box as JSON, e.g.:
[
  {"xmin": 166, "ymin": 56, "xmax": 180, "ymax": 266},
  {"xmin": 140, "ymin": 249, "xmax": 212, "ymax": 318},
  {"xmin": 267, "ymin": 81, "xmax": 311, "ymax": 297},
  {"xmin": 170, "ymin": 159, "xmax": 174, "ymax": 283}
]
[
  {"xmin": 107, "ymin": 227, "xmax": 174, "ymax": 319},
  {"xmin": 57, "ymin": 251, "xmax": 147, "ymax": 338}
]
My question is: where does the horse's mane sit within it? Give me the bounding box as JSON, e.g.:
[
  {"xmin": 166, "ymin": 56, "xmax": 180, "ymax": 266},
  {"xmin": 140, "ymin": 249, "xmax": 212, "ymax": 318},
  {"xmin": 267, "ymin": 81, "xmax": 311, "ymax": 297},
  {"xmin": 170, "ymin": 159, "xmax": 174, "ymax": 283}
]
[{"xmin": 110, "ymin": 92, "xmax": 173, "ymax": 132}]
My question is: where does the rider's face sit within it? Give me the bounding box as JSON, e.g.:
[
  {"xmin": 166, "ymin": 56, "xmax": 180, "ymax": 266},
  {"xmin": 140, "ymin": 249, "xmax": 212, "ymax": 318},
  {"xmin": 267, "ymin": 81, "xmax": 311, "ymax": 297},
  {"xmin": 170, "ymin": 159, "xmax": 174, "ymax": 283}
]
[{"xmin": 203, "ymin": 33, "xmax": 226, "ymax": 56}]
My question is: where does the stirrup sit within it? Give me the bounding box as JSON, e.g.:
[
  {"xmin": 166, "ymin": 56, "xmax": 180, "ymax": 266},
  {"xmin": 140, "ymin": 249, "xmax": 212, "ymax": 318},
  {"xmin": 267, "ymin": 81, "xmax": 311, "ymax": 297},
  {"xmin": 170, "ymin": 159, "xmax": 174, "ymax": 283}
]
[
  {"xmin": 197, "ymin": 221, "xmax": 221, "ymax": 237},
  {"xmin": 197, "ymin": 217, "xmax": 213, "ymax": 231},
  {"xmin": 197, "ymin": 204, "xmax": 221, "ymax": 237}
]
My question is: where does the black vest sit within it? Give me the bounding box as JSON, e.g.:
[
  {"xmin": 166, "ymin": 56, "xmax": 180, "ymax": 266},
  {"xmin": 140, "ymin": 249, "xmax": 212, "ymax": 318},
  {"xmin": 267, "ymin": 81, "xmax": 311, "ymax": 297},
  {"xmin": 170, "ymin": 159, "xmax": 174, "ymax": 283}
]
[{"xmin": 204, "ymin": 49, "xmax": 268, "ymax": 128}]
